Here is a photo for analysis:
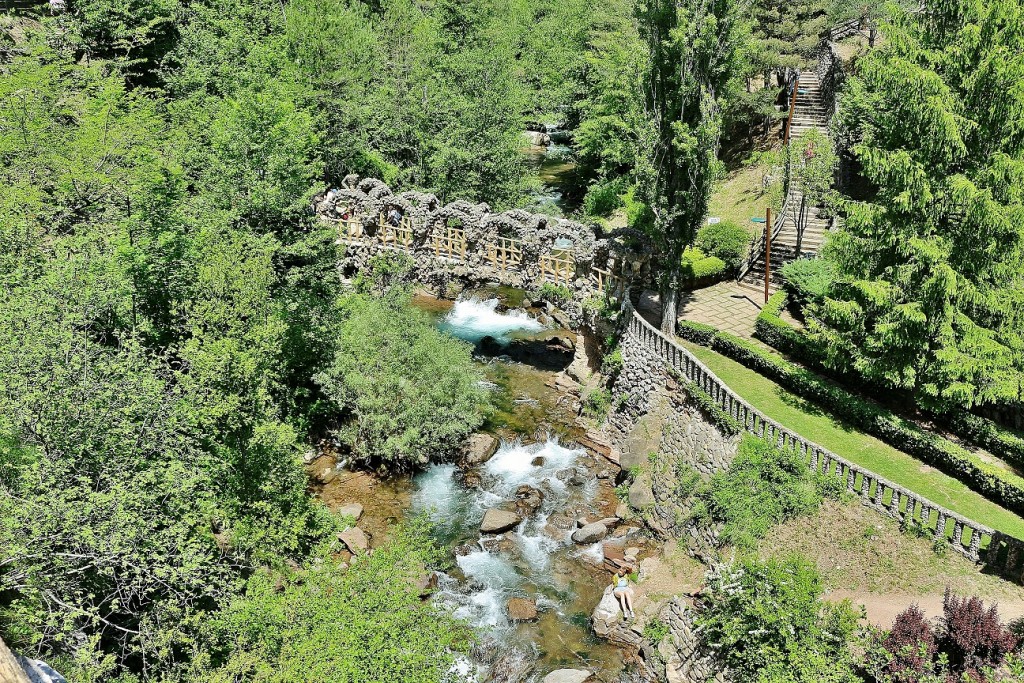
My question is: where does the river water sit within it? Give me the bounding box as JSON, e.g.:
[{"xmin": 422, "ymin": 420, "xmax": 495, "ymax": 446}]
[
  {"xmin": 523, "ymin": 133, "xmax": 582, "ymax": 216},
  {"xmin": 316, "ymin": 291, "xmax": 628, "ymax": 681}
]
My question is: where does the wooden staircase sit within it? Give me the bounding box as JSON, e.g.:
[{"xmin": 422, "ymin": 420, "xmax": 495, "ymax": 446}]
[{"xmin": 739, "ymin": 70, "xmax": 832, "ymax": 293}]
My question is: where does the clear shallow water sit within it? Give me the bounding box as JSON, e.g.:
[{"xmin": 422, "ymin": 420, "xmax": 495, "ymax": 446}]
[
  {"xmin": 402, "ymin": 289, "xmax": 625, "ymax": 679},
  {"xmin": 410, "ymin": 438, "xmax": 622, "ymax": 679}
]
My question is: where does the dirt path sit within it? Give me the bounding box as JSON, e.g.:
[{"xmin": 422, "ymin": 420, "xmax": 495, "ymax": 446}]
[{"xmin": 825, "ymin": 590, "xmax": 1024, "ymax": 627}]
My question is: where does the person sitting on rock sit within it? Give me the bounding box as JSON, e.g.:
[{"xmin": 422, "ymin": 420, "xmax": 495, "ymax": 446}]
[{"xmin": 611, "ymin": 569, "xmax": 635, "ymax": 619}]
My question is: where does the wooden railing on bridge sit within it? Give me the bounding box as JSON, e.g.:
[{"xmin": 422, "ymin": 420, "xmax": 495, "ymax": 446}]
[
  {"xmin": 623, "ymin": 304, "xmax": 1024, "ymax": 581},
  {"xmin": 325, "ymin": 216, "xmax": 364, "ymax": 241},
  {"xmin": 487, "ymin": 237, "xmax": 523, "ymax": 271},
  {"xmin": 431, "ymin": 225, "xmax": 468, "ymax": 260},
  {"xmin": 591, "ymin": 267, "xmax": 625, "ymax": 298},
  {"xmin": 540, "ymin": 250, "xmax": 575, "ymax": 286},
  {"xmin": 377, "ymin": 214, "xmax": 414, "ymax": 250}
]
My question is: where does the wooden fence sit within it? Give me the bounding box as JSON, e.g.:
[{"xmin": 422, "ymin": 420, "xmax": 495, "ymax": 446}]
[
  {"xmin": 431, "ymin": 225, "xmax": 468, "ymax": 260},
  {"xmin": 487, "ymin": 237, "xmax": 523, "ymax": 270},
  {"xmin": 377, "ymin": 214, "xmax": 414, "ymax": 250},
  {"xmin": 625, "ymin": 305, "xmax": 1024, "ymax": 580},
  {"xmin": 540, "ymin": 250, "xmax": 575, "ymax": 286}
]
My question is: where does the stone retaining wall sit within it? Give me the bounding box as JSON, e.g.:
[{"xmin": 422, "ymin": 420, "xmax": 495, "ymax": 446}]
[{"xmin": 618, "ymin": 303, "xmax": 1024, "ymax": 583}]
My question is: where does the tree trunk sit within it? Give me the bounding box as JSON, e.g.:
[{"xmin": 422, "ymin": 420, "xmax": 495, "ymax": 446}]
[
  {"xmin": 660, "ymin": 281, "xmax": 679, "ymax": 334},
  {"xmin": 0, "ymin": 637, "xmax": 32, "ymax": 683}
]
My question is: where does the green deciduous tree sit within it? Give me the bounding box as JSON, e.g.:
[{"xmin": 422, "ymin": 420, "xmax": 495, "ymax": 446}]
[
  {"xmin": 633, "ymin": 0, "xmax": 746, "ymax": 332},
  {"xmin": 316, "ymin": 283, "xmax": 487, "ymax": 470},
  {"xmin": 809, "ymin": 0, "xmax": 1024, "ymax": 412},
  {"xmin": 190, "ymin": 522, "xmax": 470, "ymax": 683}
]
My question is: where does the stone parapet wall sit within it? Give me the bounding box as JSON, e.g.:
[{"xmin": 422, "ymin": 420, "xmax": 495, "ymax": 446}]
[{"xmin": 618, "ymin": 303, "xmax": 1024, "ymax": 583}]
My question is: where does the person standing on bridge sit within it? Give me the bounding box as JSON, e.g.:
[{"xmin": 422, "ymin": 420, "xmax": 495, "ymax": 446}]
[{"xmin": 387, "ymin": 205, "xmax": 402, "ymax": 228}]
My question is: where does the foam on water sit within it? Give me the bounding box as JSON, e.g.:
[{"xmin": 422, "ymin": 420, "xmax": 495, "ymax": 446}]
[
  {"xmin": 440, "ymin": 297, "xmax": 544, "ymax": 344},
  {"xmin": 484, "ymin": 438, "xmax": 580, "ymax": 494}
]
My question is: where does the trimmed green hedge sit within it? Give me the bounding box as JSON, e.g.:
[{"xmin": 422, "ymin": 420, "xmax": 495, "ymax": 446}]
[
  {"xmin": 755, "ymin": 292, "xmax": 1024, "ymax": 472},
  {"xmin": 676, "ymin": 319, "xmax": 1024, "ymax": 518},
  {"xmin": 947, "ymin": 411, "xmax": 1024, "ymax": 471},
  {"xmin": 753, "ymin": 291, "xmax": 815, "ymax": 358}
]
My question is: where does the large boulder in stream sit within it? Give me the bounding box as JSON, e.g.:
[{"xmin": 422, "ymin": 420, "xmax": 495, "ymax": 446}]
[
  {"xmin": 514, "ymin": 484, "xmax": 544, "ymax": 515},
  {"xmin": 480, "ymin": 509, "xmax": 522, "ymax": 534},
  {"xmin": 571, "ymin": 522, "xmax": 608, "ymax": 544},
  {"xmin": 461, "ymin": 433, "xmax": 499, "ymax": 466},
  {"xmin": 507, "ymin": 597, "xmax": 538, "ymax": 622},
  {"xmin": 543, "ymin": 670, "xmax": 594, "ymax": 683}
]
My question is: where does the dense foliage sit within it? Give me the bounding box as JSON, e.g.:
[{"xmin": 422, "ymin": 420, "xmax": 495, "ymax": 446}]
[
  {"xmin": 810, "ymin": 0, "xmax": 1024, "ymax": 412},
  {"xmin": 192, "ymin": 522, "xmax": 470, "ymax": 683},
  {"xmin": 700, "ymin": 435, "xmax": 835, "ymax": 549},
  {"xmin": 2, "ymin": 0, "xmax": 568, "ymax": 676},
  {"xmin": 317, "ymin": 291, "xmax": 486, "ymax": 470},
  {"xmin": 866, "ymin": 591, "xmax": 1021, "ymax": 683},
  {"xmin": 698, "ymin": 556, "xmax": 862, "ymax": 683}
]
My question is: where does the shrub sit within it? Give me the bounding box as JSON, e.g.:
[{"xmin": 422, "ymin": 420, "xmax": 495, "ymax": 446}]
[
  {"xmin": 534, "ymin": 282, "xmax": 572, "ymax": 306},
  {"xmin": 868, "ymin": 591, "xmax": 1021, "ymax": 682},
  {"xmin": 680, "ymin": 246, "xmax": 727, "ymax": 282},
  {"xmin": 941, "ymin": 589, "xmax": 1019, "ymax": 675},
  {"xmin": 697, "ymin": 557, "xmax": 861, "ymax": 683},
  {"xmin": 696, "ymin": 220, "xmax": 750, "ymax": 271},
  {"xmin": 880, "ymin": 604, "xmax": 937, "ymax": 681},
  {"xmin": 753, "ymin": 291, "xmax": 817, "ymax": 358},
  {"xmin": 196, "ymin": 521, "xmax": 471, "ymax": 682},
  {"xmin": 583, "ymin": 177, "xmax": 626, "ymax": 217},
  {"xmin": 316, "ymin": 295, "xmax": 487, "ymax": 470},
  {"xmin": 601, "ymin": 347, "xmax": 623, "ymax": 378},
  {"xmin": 584, "ymin": 388, "xmax": 612, "ymax": 420},
  {"xmin": 780, "ymin": 256, "xmax": 838, "ymax": 305},
  {"xmin": 643, "ymin": 617, "xmax": 670, "ymax": 644},
  {"xmin": 707, "ymin": 435, "xmax": 823, "ymax": 549}
]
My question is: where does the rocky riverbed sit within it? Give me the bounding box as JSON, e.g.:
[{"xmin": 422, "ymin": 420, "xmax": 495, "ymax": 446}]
[{"xmin": 307, "ymin": 289, "xmax": 673, "ymax": 681}]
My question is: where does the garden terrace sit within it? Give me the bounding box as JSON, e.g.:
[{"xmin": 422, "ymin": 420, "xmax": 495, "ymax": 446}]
[{"xmin": 617, "ymin": 301, "xmax": 1024, "ymax": 583}]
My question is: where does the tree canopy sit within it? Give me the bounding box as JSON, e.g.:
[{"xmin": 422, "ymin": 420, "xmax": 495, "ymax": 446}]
[{"xmin": 809, "ymin": 0, "xmax": 1024, "ymax": 412}]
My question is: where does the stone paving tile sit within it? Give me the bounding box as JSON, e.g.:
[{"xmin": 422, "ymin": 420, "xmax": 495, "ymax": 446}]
[{"xmin": 677, "ymin": 282, "xmax": 764, "ymax": 338}]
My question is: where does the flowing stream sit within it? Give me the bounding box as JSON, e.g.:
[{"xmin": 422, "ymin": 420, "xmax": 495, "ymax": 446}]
[{"xmin": 319, "ymin": 291, "xmax": 626, "ymax": 681}]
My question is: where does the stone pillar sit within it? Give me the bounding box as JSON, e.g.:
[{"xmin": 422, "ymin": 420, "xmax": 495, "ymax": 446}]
[
  {"xmin": 860, "ymin": 475, "xmax": 873, "ymax": 503},
  {"xmin": 952, "ymin": 521, "xmax": 965, "ymax": 550},
  {"xmin": 889, "ymin": 490, "xmax": 903, "ymax": 520},
  {"xmin": 873, "ymin": 483, "xmax": 886, "ymax": 509},
  {"xmin": 933, "ymin": 512, "xmax": 947, "ymax": 542},
  {"xmin": 968, "ymin": 527, "xmax": 982, "ymax": 563}
]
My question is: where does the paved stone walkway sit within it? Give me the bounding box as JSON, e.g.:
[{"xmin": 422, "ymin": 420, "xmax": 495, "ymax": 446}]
[
  {"xmin": 678, "ymin": 282, "xmax": 766, "ymax": 337},
  {"xmin": 637, "ymin": 281, "xmax": 800, "ymax": 340}
]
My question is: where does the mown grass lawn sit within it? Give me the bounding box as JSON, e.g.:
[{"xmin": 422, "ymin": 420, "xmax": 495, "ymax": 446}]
[
  {"xmin": 708, "ymin": 163, "xmax": 772, "ymax": 234},
  {"xmin": 682, "ymin": 341, "xmax": 1024, "ymax": 539}
]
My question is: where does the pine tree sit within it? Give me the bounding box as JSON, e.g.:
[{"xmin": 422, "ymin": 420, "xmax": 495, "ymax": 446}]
[
  {"xmin": 634, "ymin": 0, "xmax": 745, "ymax": 332},
  {"xmin": 810, "ymin": 0, "xmax": 1024, "ymax": 411}
]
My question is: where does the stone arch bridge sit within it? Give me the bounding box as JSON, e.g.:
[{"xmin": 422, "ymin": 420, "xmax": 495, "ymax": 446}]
[{"xmin": 314, "ymin": 176, "xmax": 650, "ymax": 316}]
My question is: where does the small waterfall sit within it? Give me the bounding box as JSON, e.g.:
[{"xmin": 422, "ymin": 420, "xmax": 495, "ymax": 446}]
[{"xmin": 440, "ymin": 297, "xmax": 544, "ymax": 344}]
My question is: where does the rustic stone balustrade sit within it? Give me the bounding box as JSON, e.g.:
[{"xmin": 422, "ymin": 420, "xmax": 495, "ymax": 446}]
[{"xmin": 621, "ymin": 305, "xmax": 1024, "ymax": 582}]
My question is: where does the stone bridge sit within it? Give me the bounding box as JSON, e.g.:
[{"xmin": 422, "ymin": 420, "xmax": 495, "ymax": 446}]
[{"xmin": 313, "ymin": 176, "xmax": 652, "ymax": 315}]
